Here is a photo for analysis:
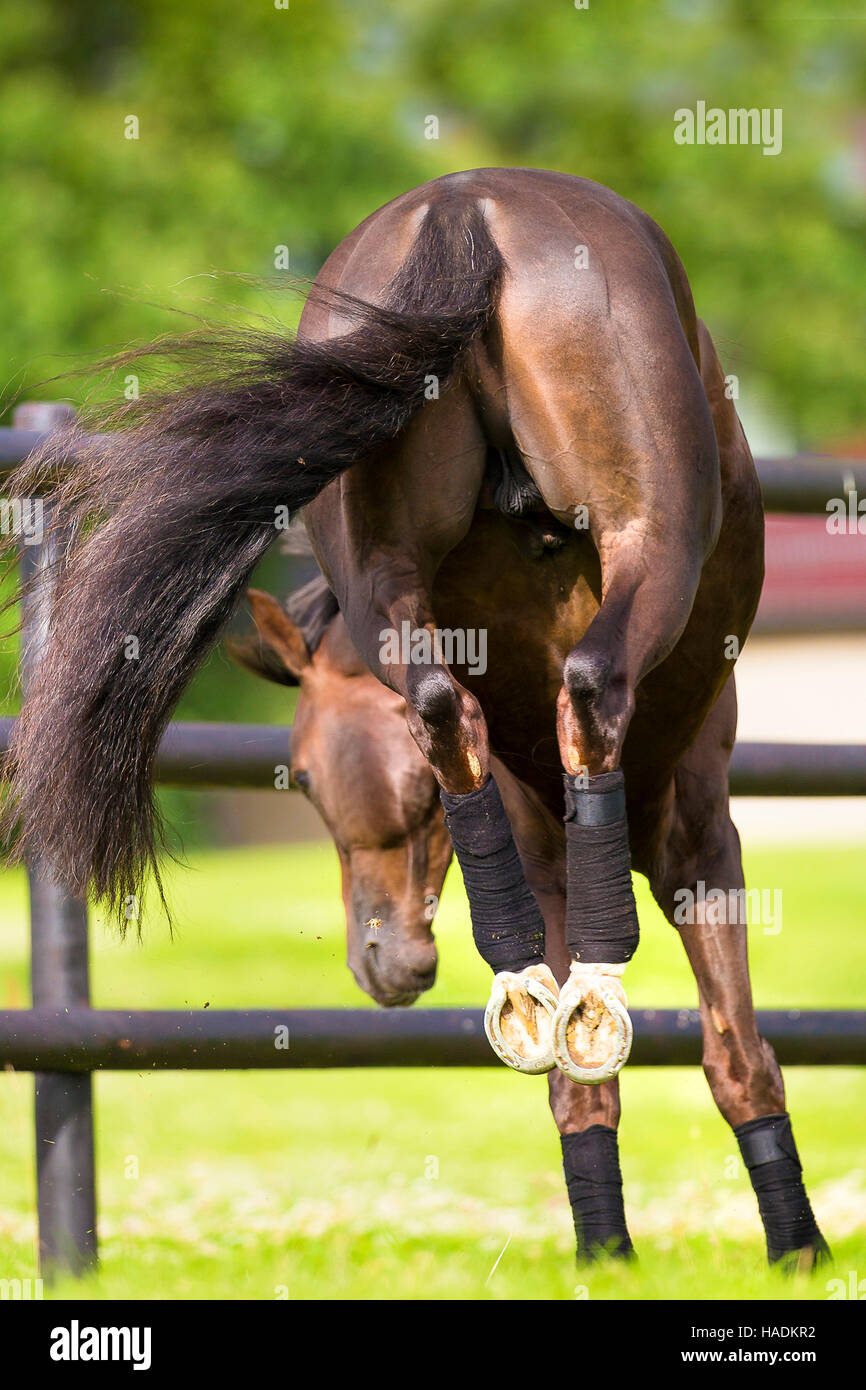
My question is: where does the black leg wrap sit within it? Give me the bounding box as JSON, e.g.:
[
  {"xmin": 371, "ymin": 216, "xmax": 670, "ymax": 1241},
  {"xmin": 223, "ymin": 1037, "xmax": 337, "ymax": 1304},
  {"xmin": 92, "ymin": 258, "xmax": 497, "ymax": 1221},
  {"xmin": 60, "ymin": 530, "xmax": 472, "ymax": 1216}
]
[
  {"xmin": 561, "ymin": 1126, "xmax": 634, "ymax": 1260},
  {"xmin": 735, "ymin": 1113, "xmax": 829, "ymax": 1265},
  {"xmin": 563, "ymin": 770, "xmax": 639, "ymax": 965},
  {"xmin": 440, "ymin": 776, "xmax": 545, "ymax": 973}
]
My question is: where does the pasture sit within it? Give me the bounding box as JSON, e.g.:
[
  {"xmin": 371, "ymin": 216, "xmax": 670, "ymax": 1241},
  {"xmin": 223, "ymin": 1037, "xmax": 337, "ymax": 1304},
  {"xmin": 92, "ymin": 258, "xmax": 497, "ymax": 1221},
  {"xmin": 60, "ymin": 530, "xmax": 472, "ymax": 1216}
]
[{"xmin": 1, "ymin": 837, "xmax": 863, "ymax": 1301}]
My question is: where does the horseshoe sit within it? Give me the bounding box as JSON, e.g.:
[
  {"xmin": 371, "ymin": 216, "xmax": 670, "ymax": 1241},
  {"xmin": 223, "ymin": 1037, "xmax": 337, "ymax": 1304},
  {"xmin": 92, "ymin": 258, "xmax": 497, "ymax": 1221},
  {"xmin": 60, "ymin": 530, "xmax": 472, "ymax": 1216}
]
[
  {"xmin": 483, "ymin": 964, "xmax": 560, "ymax": 1074},
  {"xmin": 552, "ymin": 963, "xmax": 633, "ymax": 1085}
]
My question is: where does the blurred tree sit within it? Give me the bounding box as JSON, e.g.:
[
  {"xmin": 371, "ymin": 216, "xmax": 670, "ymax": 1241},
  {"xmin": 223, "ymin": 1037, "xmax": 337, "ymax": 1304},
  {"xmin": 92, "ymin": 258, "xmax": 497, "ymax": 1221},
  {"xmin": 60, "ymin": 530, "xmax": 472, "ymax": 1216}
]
[
  {"xmin": 1, "ymin": 0, "xmax": 864, "ymax": 757},
  {"xmin": 1, "ymin": 0, "xmax": 864, "ymax": 440}
]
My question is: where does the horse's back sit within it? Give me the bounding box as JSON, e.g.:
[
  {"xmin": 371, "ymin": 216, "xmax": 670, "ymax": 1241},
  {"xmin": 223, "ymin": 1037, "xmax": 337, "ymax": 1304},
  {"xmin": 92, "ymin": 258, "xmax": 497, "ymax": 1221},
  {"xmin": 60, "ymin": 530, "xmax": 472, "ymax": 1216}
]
[{"xmin": 305, "ymin": 166, "xmax": 691, "ymax": 350}]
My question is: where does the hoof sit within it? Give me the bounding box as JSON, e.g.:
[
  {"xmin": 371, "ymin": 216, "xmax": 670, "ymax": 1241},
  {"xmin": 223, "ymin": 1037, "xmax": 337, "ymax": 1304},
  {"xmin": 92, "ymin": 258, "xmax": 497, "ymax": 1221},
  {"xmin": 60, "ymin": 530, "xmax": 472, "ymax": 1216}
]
[
  {"xmin": 484, "ymin": 963, "xmax": 559, "ymax": 1074},
  {"xmin": 774, "ymin": 1236, "xmax": 832, "ymax": 1274},
  {"xmin": 577, "ymin": 1236, "xmax": 637, "ymax": 1264},
  {"xmin": 553, "ymin": 962, "xmax": 633, "ymax": 1085}
]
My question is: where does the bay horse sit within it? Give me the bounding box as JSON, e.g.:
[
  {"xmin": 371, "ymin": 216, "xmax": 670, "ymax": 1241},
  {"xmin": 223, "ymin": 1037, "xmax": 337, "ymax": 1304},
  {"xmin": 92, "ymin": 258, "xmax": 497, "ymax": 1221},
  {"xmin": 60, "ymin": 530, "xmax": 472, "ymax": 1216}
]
[{"xmin": 3, "ymin": 167, "xmax": 826, "ymax": 1267}]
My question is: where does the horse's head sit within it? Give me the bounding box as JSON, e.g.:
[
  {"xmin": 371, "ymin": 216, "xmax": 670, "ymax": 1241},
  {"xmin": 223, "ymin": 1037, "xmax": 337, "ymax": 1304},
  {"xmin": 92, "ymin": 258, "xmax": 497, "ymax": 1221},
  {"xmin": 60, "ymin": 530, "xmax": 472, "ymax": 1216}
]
[{"xmin": 230, "ymin": 584, "xmax": 451, "ymax": 1006}]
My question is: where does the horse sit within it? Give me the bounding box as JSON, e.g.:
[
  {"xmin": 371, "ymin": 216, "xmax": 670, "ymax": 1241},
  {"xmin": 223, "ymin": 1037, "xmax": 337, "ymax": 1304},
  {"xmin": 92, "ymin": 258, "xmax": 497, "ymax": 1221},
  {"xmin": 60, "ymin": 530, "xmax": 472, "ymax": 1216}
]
[{"xmin": 3, "ymin": 167, "xmax": 827, "ymax": 1267}]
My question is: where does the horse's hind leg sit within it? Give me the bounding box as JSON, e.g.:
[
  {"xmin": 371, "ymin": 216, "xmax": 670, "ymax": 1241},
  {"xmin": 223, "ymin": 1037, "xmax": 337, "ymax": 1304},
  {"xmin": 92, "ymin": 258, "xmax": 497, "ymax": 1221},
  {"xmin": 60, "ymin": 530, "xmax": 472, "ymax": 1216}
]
[
  {"xmin": 493, "ymin": 250, "xmax": 723, "ymax": 1083},
  {"xmin": 387, "ymin": 598, "xmax": 563, "ymax": 1073},
  {"xmin": 307, "ymin": 392, "xmax": 559, "ymax": 1070},
  {"xmin": 648, "ymin": 684, "xmax": 829, "ymax": 1268},
  {"xmin": 403, "ymin": 623, "xmax": 561, "ymax": 1076},
  {"xmin": 549, "ymin": 516, "xmax": 720, "ymax": 1083}
]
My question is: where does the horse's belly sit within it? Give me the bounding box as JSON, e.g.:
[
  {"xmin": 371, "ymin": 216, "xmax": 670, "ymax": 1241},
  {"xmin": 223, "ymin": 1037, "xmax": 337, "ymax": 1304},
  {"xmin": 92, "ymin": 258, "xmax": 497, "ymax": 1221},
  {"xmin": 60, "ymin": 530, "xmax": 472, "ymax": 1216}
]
[{"xmin": 433, "ymin": 511, "xmax": 600, "ymax": 796}]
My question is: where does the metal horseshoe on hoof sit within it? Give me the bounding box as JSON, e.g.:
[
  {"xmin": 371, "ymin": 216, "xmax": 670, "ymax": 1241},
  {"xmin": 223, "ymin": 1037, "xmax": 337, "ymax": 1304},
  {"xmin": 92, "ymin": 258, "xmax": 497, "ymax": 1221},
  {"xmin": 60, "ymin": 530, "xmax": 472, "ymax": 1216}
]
[
  {"xmin": 483, "ymin": 966, "xmax": 560, "ymax": 1075},
  {"xmin": 552, "ymin": 973, "xmax": 634, "ymax": 1085}
]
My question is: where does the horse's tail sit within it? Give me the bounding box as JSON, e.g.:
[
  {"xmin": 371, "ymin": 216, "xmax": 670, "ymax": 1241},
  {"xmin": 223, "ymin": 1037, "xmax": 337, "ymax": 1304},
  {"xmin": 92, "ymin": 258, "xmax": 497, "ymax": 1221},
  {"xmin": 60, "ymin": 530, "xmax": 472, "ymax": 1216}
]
[{"xmin": 2, "ymin": 202, "xmax": 505, "ymax": 919}]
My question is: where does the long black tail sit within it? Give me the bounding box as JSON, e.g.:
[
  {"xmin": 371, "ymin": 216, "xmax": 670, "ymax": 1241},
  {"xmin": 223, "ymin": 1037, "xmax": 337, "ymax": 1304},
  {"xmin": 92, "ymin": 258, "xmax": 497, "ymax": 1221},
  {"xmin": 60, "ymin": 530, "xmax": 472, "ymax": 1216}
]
[{"xmin": 2, "ymin": 203, "xmax": 505, "ymax": 918}]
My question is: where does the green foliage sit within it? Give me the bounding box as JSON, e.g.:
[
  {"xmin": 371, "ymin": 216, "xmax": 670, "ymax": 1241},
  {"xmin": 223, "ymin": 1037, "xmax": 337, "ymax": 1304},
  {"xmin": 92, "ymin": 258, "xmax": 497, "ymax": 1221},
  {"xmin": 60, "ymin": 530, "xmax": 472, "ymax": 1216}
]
[{"xmin": 2, "ymin": 0, "xmax": 864, "ymax": 434}]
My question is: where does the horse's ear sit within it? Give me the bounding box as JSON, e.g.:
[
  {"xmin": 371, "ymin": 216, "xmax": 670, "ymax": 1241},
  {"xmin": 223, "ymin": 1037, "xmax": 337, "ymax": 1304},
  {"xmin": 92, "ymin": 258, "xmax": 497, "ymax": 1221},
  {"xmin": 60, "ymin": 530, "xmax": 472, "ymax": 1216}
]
[{"xmin": 226, "ymin": 588, "xmax": 311, "ymax": 685}]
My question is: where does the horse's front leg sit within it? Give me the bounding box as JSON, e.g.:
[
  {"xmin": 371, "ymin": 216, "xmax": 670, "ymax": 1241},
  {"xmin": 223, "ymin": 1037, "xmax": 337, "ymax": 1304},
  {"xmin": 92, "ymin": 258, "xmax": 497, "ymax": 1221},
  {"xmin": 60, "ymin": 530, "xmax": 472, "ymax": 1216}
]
[
  {"xmin": 546, "ymin": 896, "xmax": 633, "ymax": 1260},
  {"xmin": 548, "ymin": 1071, "xmax": 633, "ymax": 1261},
  {"xmin": 491, "ymin": 762, "xmax": 635, "ymax": 1259}
]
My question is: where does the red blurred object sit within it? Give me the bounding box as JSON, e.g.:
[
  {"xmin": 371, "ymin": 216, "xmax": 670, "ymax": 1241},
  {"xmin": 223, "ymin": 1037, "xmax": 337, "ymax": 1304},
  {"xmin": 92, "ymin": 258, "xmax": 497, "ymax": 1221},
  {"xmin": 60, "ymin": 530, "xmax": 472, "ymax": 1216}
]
[
  {"xmin": 756, "ymin": 433, "xmax": 866, "ymax": 633},
  {"xmin": 756, "ymin": 515, "xmax": 866, "ymax": 632}
]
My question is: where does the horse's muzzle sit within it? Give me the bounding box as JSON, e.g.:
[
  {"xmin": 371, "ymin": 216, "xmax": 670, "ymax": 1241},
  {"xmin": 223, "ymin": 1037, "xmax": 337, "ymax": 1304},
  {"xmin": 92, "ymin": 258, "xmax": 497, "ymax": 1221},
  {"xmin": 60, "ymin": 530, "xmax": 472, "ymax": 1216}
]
[{"xmin": 352, "ymin": 923, "xmax": 438, "ymax": 1007}]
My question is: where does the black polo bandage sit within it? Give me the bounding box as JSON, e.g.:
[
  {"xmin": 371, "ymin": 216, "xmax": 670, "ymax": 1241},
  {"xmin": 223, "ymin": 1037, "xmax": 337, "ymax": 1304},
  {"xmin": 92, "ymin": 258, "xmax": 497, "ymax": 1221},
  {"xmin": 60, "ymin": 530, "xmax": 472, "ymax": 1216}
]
[
  {"xmin": 563, "ymin": 769, "xmax": 639, "ymax": 965},
  {"xmin": 735, "ymin": 1112, "xmax": 827, "ymax": 1263},
  {"xmin": 561, "ymin": 1126, "xmax": 634, "ymax": 1259},
  {"xmin": 440, "ymin": 776, "xmax": 545, "ymax": 973}
]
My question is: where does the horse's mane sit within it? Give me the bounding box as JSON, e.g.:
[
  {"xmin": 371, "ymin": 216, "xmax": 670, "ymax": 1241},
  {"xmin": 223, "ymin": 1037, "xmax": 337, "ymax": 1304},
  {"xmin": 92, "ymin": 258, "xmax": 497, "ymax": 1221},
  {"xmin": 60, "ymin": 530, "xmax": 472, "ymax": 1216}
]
[
  {"xmin": 274, "ymin": 517, "xmax": 340, "ymax": 654},
  {"xmin": 284, "ymin": 572, "xmax": 340, "ymax": 656},
  {"xmin": 227, "ymin": 520, "xmax": 340, "ymax": 685}
]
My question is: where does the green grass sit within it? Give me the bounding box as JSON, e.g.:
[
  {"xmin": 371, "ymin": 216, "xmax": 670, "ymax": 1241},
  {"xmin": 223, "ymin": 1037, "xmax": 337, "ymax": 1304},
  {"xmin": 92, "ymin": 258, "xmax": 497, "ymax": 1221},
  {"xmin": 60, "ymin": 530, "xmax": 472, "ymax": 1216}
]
[{"xmin": 0, "ymin": 836, "xmax": 863, "ymax": 1300}]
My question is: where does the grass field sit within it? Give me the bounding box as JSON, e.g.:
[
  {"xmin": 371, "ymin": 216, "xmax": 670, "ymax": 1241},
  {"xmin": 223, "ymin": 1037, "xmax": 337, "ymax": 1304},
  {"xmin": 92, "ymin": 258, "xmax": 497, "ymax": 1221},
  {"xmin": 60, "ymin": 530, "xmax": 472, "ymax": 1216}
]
[{"xmin": 0, "ymin": 833, "xmax": 863, "ymax": 1301}]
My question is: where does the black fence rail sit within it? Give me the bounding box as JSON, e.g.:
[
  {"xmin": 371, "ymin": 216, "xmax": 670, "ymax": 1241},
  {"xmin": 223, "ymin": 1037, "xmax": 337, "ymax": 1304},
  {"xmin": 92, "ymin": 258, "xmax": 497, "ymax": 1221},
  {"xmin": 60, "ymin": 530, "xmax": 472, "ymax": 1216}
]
[
  {"xmin": 1, "ymin": 715, "xmax": 865, "ymax": 795},
  {"xmin": 2, "ymin": 1007, "xmax": 865, "ymax": 1071},
  {"xmin": 1, "ymin": 401, "xmax": 865, "ymax": 1282},
  {"xmin": 2, "ymin": 717, "xmax": 865, "ymax": 794}
]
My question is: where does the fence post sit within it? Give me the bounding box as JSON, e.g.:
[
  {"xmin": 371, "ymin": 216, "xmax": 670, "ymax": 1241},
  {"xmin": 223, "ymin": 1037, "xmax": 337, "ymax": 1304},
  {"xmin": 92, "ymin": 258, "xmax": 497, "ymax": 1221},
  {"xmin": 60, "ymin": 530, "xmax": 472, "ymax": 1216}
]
[{"xmin": 13, "ymin": 401, "xmax": 97, "ymax": 1279}]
